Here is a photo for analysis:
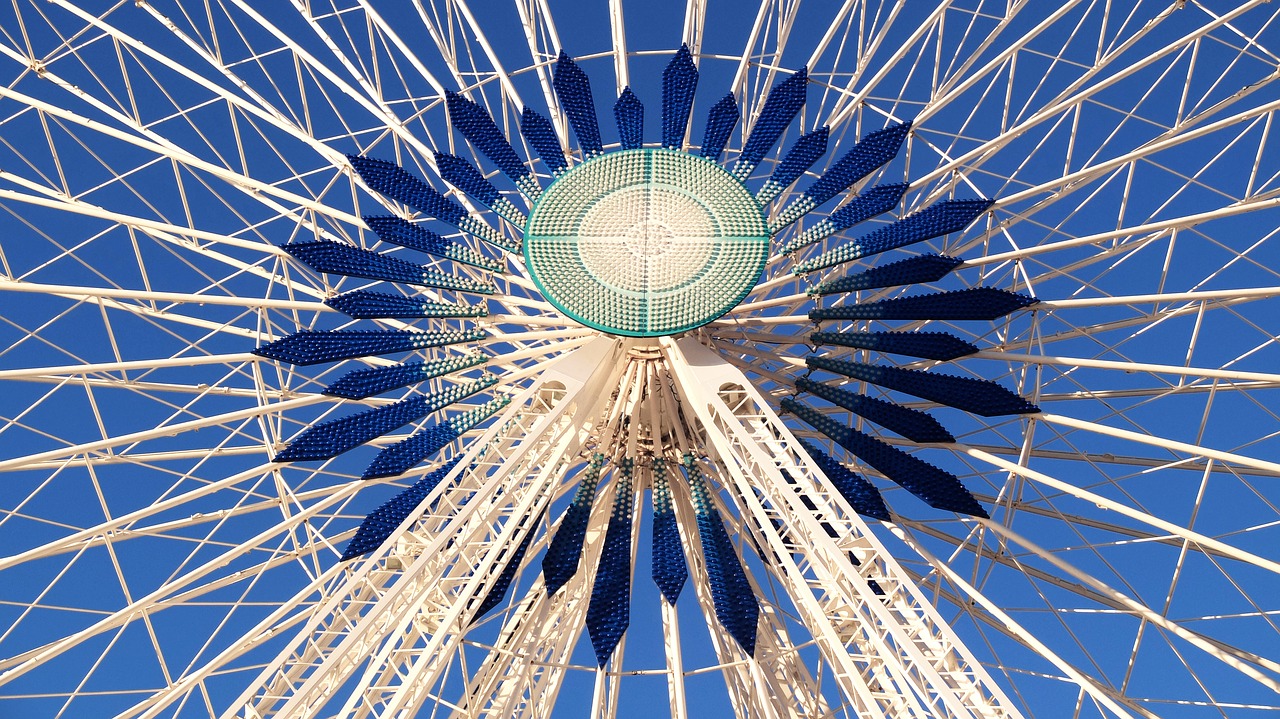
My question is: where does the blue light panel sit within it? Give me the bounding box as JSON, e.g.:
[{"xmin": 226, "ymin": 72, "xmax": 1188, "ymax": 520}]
[
  {"xmin": 363, "ymin": 395, "xmax": 510, "ymax": 479},
  {"xmin": 542, "ymin": 454, "xmax": 607, "ymax": 595},
  {"xmin": 661, "ymin": 45, "xmax": 698, "ymax": 149},
  {"xmin": 684, "ymin": 456, "xmax": 758, "ymax": 656},
  {"xmin": 324, "ymin": 290, "xmax": 486, "ymax": 319},
  {"xmin": 795, "ymin": 439, "xmax": 889, "ymax": 521},
  {"xmin": 586, "ymin": 458, "xmax": 635, "ymax": 666},
  {"xmin": 520, "ymin": 107, "xmax": 568, "ymax": 176},
  {"xmin": 323, "ymin": 353, "xmax": 487, "ymax": 400},
  {"xmin": 699, "ymin": 94, "xmax": 740, "ymax": 161},
  {"xmin": 809, "ymin": 330, "xmax": 978, "ymax": 361},
  {"xmin": 614, "ymin": 87, "xmax": 644, "ymax": 150},
  {"xmin": 341, "ymin": 458, "xmax": 462, "ymax": 560},
  {"xmin": 809, "ymin": 253, "xmax": 962, "ymax": 296},
  {"xmin": 797, "ymin": 198, "xmax": 992, "ymax": 272},
  {"xmin": 809, "ymin": 287, "xmax": 1038, "ymax": 321},
  {"xmin": 733, "ymin": 67, "xmax": 808, "ymax": 178},
  {"xmin": 282, "ymin": 241, "xmax": 496, "ymax": 294},
  {"xmin": 554, "ymin": 52, "xmax": 603, "ymax": 157},
  {"xmin": 363, "ymin": 215, "xmax": 503, "ymax": 272},
  {"xmin": 254, "ymin": 329, "xmax": 487, "ymax": 366},
  {"xmin": 444, "ymin": 90, "xmax": 532, "ymax": 186},
  {"xmin": 783, "ymin": 398, "xmax": 987, "ymax": 517},
  {"xmin": 806, "ymin": 355, "xmax": 1040, "ymax": 416},
  {"xmin": 796, "ymin": 376, "xmax": 954, "ymax": 443},
  {"xmin": 650, "ymin": 458, "xmax": 687, "ymax": 602}
]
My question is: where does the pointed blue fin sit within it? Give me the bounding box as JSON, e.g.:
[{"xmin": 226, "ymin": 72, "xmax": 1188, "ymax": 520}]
[
  {"xmin": 542, "ymin": 454, "xmax": 607, "ymax": 594},
  {"xmin": 342, "ymin": 458, "xmax": 462, "ymax": 560},
  {"xmin": 770, "ymin": 123, "xmax": 911, "ymax": 231},
  {"xmin": 809, "ymin": 253, "xmax": 961, "ymax": 296},
  {"xmin": 684, "ymin": 455, "xmax": 758, "ymax": 656},
  {"xmin": 661, "ymin": 45, "xmax": 698, "ymax": 149},
  {"xmin": 733, "ymin": 67, "xmax": 808, "ymax": 179},
  {"xmin": 781, "ymin": 182, "xmax": 907, "ymax": 254},
  {"xmin": 282, "ymin": 241, "xmax": 494, "ymax": 294},
  {"xmin": 784, "ymin": 398, "xmax": 986, "ymax": 517},
  {"xmin": 809, "ymin": 287, "xmax": 1038, "ymax": 321},
  {"xmin": 323, "ymin": 353, "xmax": 487, "ymax": 400},
  {"xmin": 809, "ymin": 331, "xmax": 978, "ymax": 361},
  {"xmin": 614, "ymin": 87, "xmax": 644, "ymax": 150},
  {"xmin": 797, "ymin": 198, "xmax": 992, "ymax": 272},
  {"xmin": 275, "ymin": 377, "xmax": 497, "ymax": 462},
  {"xmin": 444, "ymin": 90, "xmax": 537, "ymax": 197},
  {"xmin": 796, "ymin": 439, "xmax": 889, "ymax": 521},
  {"xmin": 796, "ymin": 376, "xmax": 954, "ymax": 443},
  {"xmin": 586, "ymin": 458, "xmax": 635, "ymax": 666},
  {"xmin": 554, "ymin": 52, "xmax": 603, "ymax": 157},
  {"xmin": 255, "ymin": 329, "xmax": 486, "ymax": 366},
  {"xmin": 325, "ymin": 290, "xmax": 486, "ymax": 320},
  {"xmin": 650, "ymin": 458, "xmax": 687, "ymax": 603},
  {"xmin": 806, "ymin": 355, "xmax": 1040, "ymax": 416},
  {"xmin": 471, "ymin": 508, "xmax": 544, "ymax": 622},
  {"xmin": 757, "ymin": 127, "xmax": 828, "ymax": 205},
  {"xmin": 348, "ymin": 154, "xmax": 514, "ymax": 251},
  {"xmin": 363, "ymin": 215, "xmax": 503, "ymax": 272},
  {"xmin": 433, "ymin": 152, "xmax": 527, "ymax": 228},
  {"xmin": 700, "ymin": 94, "xmax": 739, "ymax": 161},
  {"xmin": 363, "ymin": 395, "xmax": 511, "ymax": 479},
  {"xmin": 520, "ymin": 107, "xmax": 568, "ymax": 176}
]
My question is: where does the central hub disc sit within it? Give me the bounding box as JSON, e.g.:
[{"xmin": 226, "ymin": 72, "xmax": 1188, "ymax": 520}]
[{"xmin": 524, "ymin": 149, "xmax": 769, "ymax": 337}]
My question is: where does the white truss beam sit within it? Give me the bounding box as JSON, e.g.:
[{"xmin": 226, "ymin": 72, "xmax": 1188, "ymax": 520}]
[{"xmin": 663, "ymin": 336, "xmax": 1023, "ymax": 719}]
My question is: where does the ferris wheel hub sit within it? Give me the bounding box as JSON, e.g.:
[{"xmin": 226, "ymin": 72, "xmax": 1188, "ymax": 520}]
[{"xmin": 524, "ymin": 149, "xmax": 769, "ymax": 337}]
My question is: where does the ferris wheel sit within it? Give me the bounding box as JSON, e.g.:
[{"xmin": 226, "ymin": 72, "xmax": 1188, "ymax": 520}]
[{"xmin": 0, "ymin": 1, "xmax": 1278, "ymax": 717}]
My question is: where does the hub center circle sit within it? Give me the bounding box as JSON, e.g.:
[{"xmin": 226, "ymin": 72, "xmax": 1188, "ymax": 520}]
[{"xmin": 523, "ymin": 149, "xmax": 769, "ymax": 337}]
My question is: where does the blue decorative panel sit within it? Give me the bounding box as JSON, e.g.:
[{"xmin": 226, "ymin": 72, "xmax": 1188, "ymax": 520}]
[
  {"xmin": 341, "ymin": 458, "xmax": 462, "ymax": 560},
  {"xmin": 758, "ymin": 127, "xmax": 828, "ymax": 205},
  {"xmin": 733, "ymin": 67, "xmax": 808, "ymax": 179},
  {"xmin": 614, "ymin": 87, "xmax": 644, "ymax": 150},
  {"xmin": 661, "ymin": 45, "xmax": 698, "ymax": 149},
  {"xmin": 699, "ymin": 94, "xmax": 740, "ymax": 161},
  {"xmin": 809, "ymin": 330, "xmax": 978, "ymax": 361},
  {"xmin": 363, "ymin": 394, "xmax": 511, "ymax": 479},
  {"xmin": 275, "ymin": 377, "xmax": 496, "ymax": 462},
  {"xmin": 325, "ymin": 290, "xmax": 486, "ymax": 319},
  {"xmin": 542, "ymin": 454, "xmax": 606, "ymax": 595},
  {"xmin": 348, "ymin": 154, "xmax": 465, "ymax": 224},
  {"xmin": 796, "ymin": 439, "xmax": 889, "ymax": 521},
  {"xmin": 274, "ymin": 396, "xmax": 435, "ymax": 462},
  {"xmin": 444, "ymin": 90, "xmax": 532, "ymax": 186},
  {"xmin": 434, "ymin": 152, "xmax": 502, "ymax": 206},
  {"xmin": 323, "ymin": 353, "xmax": 487, "ymax": 400},
  {"xmin": 806, "ymin": 355, "xmax": 1040, "ymax": 416},
  {"xmin": 809, "ymin": 287, "xmax": 1038, "ymax": 321},
  {"xmin": 586, "ymin": 458, "xmax": 635, "ymax": 666},
  {"xmin": 554, "ymin": 52, "xmax": 603, "ymax": 157},
  {"xmin": 829, "ymin": 183, "xmax": 910, "ymax": 230},
  {"xmin": 520, "ymin": 107, "xmax": 568, "ymax": 176},
  {"xmin": 282, "ymin": 241, "xmax": 495, "ymax": 294},
  {"xmin": 783, "ymin": 398, "xmax": 987, "ymax": 517},
  {"xmin": 797, "ymin": 198, "xmax": 993, "ymax": 272},
  {"xmin": 795, "ymin": 376, "xmax": 954, "ymax": 443},
  {"xmin": 802, "ymin": 122, "xmax": 910, "ymax": 207},
  {"xmin": 809, "ymin": 253, "xmax": 962, "ymax": 296},
  {"xmin": 254, "ymin": 329, "xmax": 487, "ymax": 366},
  {"xmin": 471, "ymin": 509, "xmax": 543, "ymax": 622},
  {"xmin": 683, "ymin": 456, "xmax": 758, "ymax": 656},
  {"xmin": 780, "ymin": 182, "xmax": 908, "ymax": 254},
  {"xmin": 650, "ymin": 458, "xmax": 687, "ymax": 603},
  {"xmin": 363, "ymin": 215, "xmax": 503, "ymax": 271}
]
